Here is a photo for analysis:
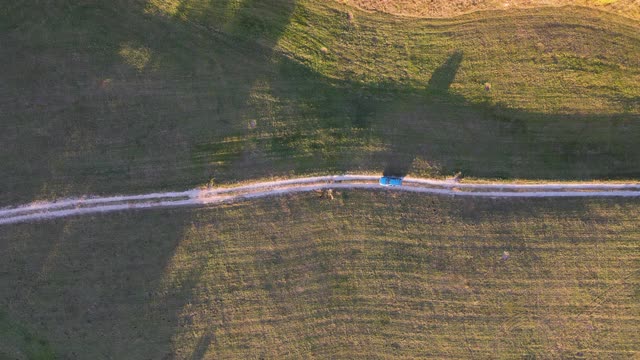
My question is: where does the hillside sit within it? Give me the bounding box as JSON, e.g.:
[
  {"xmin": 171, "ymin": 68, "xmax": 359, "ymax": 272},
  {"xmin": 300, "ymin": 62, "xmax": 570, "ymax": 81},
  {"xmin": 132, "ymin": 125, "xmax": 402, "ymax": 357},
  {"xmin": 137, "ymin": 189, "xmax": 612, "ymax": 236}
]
[
  {"xmin": 1, "ymin": 192, "xmax": 639, "ymax": 358},
  {"xmin": 1, "ymin": 1, "xmax": 639, "ymax": 206},
  {"xmin": 2, "ymin": 2, "xmax": 639, "ymax": 359}
]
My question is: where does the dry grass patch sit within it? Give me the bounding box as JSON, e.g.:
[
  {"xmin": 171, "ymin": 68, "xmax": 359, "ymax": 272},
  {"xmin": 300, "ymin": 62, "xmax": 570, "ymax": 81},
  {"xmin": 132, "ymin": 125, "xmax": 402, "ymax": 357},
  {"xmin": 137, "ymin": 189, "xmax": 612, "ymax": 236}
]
[{"xmin": 343, "ymin": 0, "xmax": 640, "ymax": 19}]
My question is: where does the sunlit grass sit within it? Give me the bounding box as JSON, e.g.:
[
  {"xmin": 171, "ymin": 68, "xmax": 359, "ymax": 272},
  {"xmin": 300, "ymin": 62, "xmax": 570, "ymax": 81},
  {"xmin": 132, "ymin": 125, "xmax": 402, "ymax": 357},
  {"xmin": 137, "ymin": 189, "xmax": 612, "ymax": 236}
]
[
  {"xmin": 345, "ymin": 0, "xmax": 634, "ymax": 19},
  {"xmin": 145, "ymin": 0, "xmax": 182, "ymax": 17},
  {"xmin": 118, "ymin": 42, "xmax": 152, "ymax": 71},
  {"xmin": 1, "ymin": 192, "xmax": 638, "ymax": 358},
  {"xmin": 2, "ymin": 0, "xmax": 640, "ymax": 206}
]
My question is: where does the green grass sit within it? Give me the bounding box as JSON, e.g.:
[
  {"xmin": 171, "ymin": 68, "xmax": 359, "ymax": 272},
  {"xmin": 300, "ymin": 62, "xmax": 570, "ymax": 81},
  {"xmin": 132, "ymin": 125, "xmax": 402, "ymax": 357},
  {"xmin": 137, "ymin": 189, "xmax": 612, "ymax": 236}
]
[
  {"xmin": 0, "ymin": 192, "xmax": 639, "ymax": 358},
  {"xmin": 1, "ymin": 0, "xmax": 640, "ymax": 206},
  {"xmin": 0, "ymin": 311, "xmax": 55, "ymax": 360}
]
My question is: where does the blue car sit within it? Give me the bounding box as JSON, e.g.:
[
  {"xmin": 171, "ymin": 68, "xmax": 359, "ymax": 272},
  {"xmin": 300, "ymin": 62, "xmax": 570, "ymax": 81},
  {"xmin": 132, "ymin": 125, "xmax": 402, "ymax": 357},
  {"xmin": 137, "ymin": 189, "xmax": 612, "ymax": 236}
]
[{"xmin": 379, "ymin": 176, "xmax": 403, "ymax": 186}]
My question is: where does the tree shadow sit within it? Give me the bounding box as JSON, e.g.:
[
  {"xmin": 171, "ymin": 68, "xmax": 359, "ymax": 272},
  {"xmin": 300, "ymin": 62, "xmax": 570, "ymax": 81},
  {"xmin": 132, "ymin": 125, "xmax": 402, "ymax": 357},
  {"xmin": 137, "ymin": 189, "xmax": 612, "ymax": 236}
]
[
  {"xmin": 0, "ymin": 1, "xmax": 298, "ymax": 358},
  {"xmin": 0, "ymin": 209, "xmax": 193, "ymax": 359},
  {"xmin": 3, "ymin": 2, "xmax": 640, "ymax": 207},
  {"xmin": 0, "ymin": 0, "xmax": 297, "ymax": 205},
  {"xmin": 383, "ymin": 50, "xmax": 464, "ymax": 178},
  {"xmin": 427, "ymin": 50, "xmax": 463, "ymax": 94},
  {"xmin": 188, "ymin": 332, "xmax": 214, "ymax": 360},
  {"xmin": 2, "ymin": 3, "xmax": 640, "ymax": 358}
]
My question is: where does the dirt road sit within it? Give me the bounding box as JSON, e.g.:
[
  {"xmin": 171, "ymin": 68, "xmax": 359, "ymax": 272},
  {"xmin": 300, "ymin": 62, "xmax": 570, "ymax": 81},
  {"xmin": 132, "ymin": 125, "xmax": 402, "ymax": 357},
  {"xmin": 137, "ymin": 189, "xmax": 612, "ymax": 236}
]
[{"xmin": 2, "ymin": 175, "xmax": 640, "ymax": 225}]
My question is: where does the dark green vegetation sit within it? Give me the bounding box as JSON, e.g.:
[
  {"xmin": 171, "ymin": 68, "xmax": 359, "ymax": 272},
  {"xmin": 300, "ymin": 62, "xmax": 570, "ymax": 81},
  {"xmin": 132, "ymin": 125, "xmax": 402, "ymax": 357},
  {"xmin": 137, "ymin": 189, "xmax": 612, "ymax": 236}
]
[
  {"xmin": 1, "ymin": 0, "xmax": 640, "ymax": 205},
  {"xmin": 0, "ymin": 311, "xmax": 55, "ymax": 360},
  {"xmin": 1, "ymin": 191, "xmax": 639, "ymax": 358}
]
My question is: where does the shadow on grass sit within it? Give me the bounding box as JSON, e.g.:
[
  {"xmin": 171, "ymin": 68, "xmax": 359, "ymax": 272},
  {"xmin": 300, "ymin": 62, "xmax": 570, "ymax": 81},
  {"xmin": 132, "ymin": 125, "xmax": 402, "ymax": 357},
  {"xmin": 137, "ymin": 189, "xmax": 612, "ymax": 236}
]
[
  {"xmin": 3, "ymin": 192, "xmax": 634, "ymax": 358},
  {"xmin": 427, "ymin": 50, "xmax": 463, "ymax": 94},
  {"xmin": 0, "ymin": 209, "xmax": 193, "ymax": 359},
  {"xmin": 0, "ymin": 0, "xmax": 297, "ymax": 205},
  {"xmin": 1, "ymin": 0, "xmax": 640, "ymax": 210},
  {"xmin": 383, "ymin": 50, "xmax": 464, "ymax": 178},
  {"xmin": 1, "ymin": 4, "xmax": 639, "ymax": 358}
]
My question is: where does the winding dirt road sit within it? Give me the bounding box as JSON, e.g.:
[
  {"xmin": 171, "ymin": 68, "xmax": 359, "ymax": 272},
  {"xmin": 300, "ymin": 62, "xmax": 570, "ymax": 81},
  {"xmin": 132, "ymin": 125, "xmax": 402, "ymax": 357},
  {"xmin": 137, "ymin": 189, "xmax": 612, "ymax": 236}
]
[{"xmin": 2, "ymin": 175, "xmax": 640, "ymax": 225}]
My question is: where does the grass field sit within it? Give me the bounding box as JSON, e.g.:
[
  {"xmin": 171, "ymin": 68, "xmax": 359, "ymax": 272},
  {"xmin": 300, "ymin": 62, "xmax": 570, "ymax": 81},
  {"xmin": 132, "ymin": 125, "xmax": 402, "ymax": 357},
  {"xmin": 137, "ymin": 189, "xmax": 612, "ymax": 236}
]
[
  {"xmin": 1, "ymin": 191, "xmax": 639, "ymax": 359},
  {"xmin": 1, "ymin": 0, "xmax": 640, "ymax": 205},
  {"xmin": 2, "ymin": 2, "xmax": 639, "ymax": 358}
]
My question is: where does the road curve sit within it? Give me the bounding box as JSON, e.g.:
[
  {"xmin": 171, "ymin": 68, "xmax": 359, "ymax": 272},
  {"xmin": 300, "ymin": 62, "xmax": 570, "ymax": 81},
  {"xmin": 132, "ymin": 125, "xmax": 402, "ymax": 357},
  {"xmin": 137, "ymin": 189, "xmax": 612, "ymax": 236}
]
[{"xmin": 2, "ymin": 175, "xmax": 640, "ymax": 225}]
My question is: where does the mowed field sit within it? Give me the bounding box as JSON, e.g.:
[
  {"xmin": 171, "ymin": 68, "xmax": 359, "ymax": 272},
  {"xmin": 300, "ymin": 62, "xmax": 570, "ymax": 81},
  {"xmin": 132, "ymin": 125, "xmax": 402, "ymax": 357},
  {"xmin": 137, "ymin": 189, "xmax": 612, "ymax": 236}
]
[
  {"xmin": 1, "ymin": 191, "xmax": 639, "ymax": 359},
  {"xmin": 345, "ymin": 0, "xmax": 640, "ymax": 19},
  {"xmin": 2, "ymin": 0, "xmax": 640, "ymax": 205}
]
